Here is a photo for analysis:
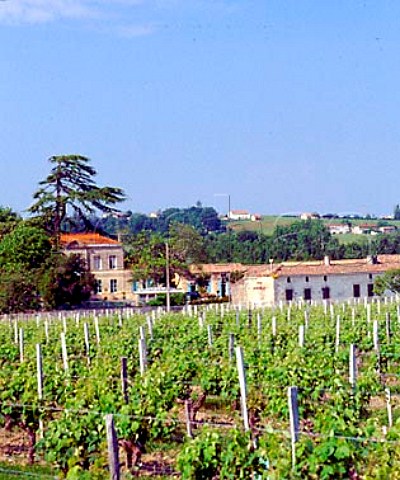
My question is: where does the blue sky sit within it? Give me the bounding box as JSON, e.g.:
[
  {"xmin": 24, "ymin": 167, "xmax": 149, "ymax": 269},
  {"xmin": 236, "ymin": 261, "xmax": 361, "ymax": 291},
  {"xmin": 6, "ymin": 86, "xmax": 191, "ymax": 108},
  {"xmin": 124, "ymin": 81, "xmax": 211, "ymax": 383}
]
[{"xmin": 1, "ymin": 0, "xmax": 400, "ymax": 217}]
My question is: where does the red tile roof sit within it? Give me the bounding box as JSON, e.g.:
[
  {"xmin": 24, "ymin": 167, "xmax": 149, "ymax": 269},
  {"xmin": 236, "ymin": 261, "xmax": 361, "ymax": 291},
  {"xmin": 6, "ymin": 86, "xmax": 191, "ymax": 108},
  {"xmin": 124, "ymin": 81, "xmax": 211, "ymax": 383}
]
[
  {"xmin": 191, "ymin": 255, "xmax": 400, "ymax": 280},
  {"xmin": 60, "ymin": 233, "xmax": 120, "ymax": 246},
  {"xmin": 231, "ymin": 210, "xmax": 249, "ymax": 215},
  {"xmin": 245, "ymin": 255, "xmax": 400, "ymax": 278}
]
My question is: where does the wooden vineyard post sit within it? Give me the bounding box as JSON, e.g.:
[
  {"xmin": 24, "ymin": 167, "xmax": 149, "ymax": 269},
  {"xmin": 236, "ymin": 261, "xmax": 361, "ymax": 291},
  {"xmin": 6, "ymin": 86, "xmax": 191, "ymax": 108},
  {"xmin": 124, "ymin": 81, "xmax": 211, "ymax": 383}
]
[
  {"xmin": 36, "ymin": 343, "xmax": 44, "ymax": 438},
  {"xmin": 118, "ymin": 311, "xmax": 123, "ymax": 328},
  {"xmin": 61, "ymin": 332, "xmax": 69, "ymax": 372},
  {"xmin": 235, "ymin": 347, "xmax": 250, "ymax": 431},
  {"xmin": 84, "ymin": 322, "xmax": 91, "ymax": 365},
  {"xmin": 19, "ymin": 328, "xmax": 24, "ymax": 363},
  {"xmin": 147, "ymin": 316, "xmax": 154, "ymax": 340},
  {"xmin": 198, "ymin": 314, "xmax": 204, "ymax": 329},
  {"xmin": 248, "ymin": 309, "xmax": 252, "ymax": 328},
  {"xmin": 105, "ymin": 414, "xmax": 120, "ymax": 480},
  {"xmin": 349, "ymin": 344, "xmax": 357, "ymax": 390},
  {"xmin": 335, "ymin": 316, "xmax": 340, "ymax": 354},
  {"xmin": 184, "ymin": 400, "xmax": 193, "ymax": 438},
  {"xmin": 44, "ymin": 319, "xmax": 49, "ymax": 343},
  {"xmin": 272, "ymin": 316, "xmax": 277, "ymax": 337},
  {"xmin": 14, "ymin": 320, "xmax": 18, "ymax": 345},
  {"xmin": 36, "ymin": 344, "xmax": 43, "ymax": 400},
  {"xmin": 352, "ymin": 308, "xmax": 356, "ymax": 327},
  {"xmin": 288, "ymin": 386, "xmax": 300, "ymax": 471},
  {"xmin": 279, "ymin": 300, "xmax": 284, "ymax": 312},
  {"xmin": 367, "ymin": 304, "xmax": 371, "ymax": 324},
  {"xmin": 386, "ymin": 312, "xmax": 391, "ymax": 344},
  {"xmin": 207, "ymin": 325, "xmax": 213, "ymax": 347},
  {"xmin": 140, "ymin": 326, "xmax": 146, "ymax": 344},
  {"xmin": 385, "ymin": 388, "xmax": 393, "ymax": 428},
  {"xmin": 257, "ymin": 312, "xmax": 262, "ymax": 340},
  {"xmin": 62, "ymin": 316, "xmax": 67, "ymax": 334},
  {"xmin": 304, "ymin": 310, "xmax": 309, "ymax": 329},
  {"xmin": 139, "ymin": 338, "xmax": 148, "ymax": 376},
  {"xmin": 299, "ymin": 325, "xmax": 305, "ymax": 348},
  {"xmin": 94, "ymin": 316, "xmax": 101, "ymax": 347},
  {"xmin": 121, "ymin": 357, "xmax": 128, "ymax": 404},
  {"xmin": 373, "ymin": 320, "xmax": 379, "ymax": 352},
  {"xmin": 229, "ymin": 333, "xmax": 235, "ymax": 362}
]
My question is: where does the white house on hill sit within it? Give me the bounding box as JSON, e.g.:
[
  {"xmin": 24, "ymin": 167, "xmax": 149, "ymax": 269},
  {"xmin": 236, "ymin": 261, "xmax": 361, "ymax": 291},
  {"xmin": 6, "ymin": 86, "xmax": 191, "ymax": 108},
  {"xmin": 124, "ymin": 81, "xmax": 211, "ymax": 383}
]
[{"xmin": 228, "ymin": 210, "xmax": 251, "ymax": 220}]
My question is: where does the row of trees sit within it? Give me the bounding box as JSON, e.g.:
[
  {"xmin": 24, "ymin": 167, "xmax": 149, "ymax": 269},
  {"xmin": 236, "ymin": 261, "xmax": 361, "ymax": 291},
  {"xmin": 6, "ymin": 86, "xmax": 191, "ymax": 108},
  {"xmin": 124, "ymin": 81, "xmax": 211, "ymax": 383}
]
[{"xmin": 65, "ymin": 204, "xmax": 223, "ymax": 238}]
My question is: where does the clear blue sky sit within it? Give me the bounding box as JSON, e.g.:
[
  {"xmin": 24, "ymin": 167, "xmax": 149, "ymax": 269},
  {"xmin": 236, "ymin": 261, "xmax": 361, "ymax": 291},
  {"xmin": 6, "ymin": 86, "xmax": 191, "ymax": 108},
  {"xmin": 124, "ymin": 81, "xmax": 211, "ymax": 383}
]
[{"xmin": 1, "ymin": 0, "xmax": 400, "ymax": 217}]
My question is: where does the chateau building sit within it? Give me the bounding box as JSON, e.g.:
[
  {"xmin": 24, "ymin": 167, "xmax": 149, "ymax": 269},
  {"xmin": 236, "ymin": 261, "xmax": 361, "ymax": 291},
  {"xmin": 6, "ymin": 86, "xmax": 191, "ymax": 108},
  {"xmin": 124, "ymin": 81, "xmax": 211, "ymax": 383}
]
[{"xmin": 60, "ymin": 233, "xmax": 132, "ymax": 301}]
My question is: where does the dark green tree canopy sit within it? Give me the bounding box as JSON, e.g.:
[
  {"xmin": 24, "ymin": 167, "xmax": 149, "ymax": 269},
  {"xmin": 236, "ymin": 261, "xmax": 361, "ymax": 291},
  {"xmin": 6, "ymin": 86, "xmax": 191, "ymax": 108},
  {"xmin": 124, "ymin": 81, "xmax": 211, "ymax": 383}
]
[
  {"xmin": 374, "ymin": 269, "xmax": 400, "ymax": 296},
  {"xmin": 0, "ymin": 224, "xmax": 51, "ymax": 271},
  {"xmin": 39, "ymin": 254, "xmax": 96, "ymax": 310},
  {"xmin": 28, "ymin": 155, "xmax": 126, "ymax": 238},
  {"xmin": 0, "ymin": 206, "xmax": 21, "ymax": 239}
]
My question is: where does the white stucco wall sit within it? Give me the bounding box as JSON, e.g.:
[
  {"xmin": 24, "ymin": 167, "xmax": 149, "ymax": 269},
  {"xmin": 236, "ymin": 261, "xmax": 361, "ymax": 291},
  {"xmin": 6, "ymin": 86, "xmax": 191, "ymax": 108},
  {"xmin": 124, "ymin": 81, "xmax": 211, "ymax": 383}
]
[
  {"xmin": 274, "ymin": 272, "xmax": 385, "ymax": 304},
  {"xmin": 231, "ymin": 276, "xmax": 275, "ymax": 307}
]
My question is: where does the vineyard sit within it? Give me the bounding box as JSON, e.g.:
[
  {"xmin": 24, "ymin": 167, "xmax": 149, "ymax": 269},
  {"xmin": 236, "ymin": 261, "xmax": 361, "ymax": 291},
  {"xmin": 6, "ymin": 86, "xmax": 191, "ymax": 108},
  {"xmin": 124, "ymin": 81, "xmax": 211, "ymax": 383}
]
[{"xmin": 1, "ymin": 300, "xmax": 400, "ymax": 478}]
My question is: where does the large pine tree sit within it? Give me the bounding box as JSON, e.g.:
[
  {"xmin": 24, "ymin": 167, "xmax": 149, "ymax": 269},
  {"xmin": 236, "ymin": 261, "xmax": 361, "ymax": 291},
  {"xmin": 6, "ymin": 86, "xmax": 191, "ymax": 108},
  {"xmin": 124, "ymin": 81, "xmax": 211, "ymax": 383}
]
[{"xmin": 29, "ymin": 155, "xmax": 126, "ymax": 243}]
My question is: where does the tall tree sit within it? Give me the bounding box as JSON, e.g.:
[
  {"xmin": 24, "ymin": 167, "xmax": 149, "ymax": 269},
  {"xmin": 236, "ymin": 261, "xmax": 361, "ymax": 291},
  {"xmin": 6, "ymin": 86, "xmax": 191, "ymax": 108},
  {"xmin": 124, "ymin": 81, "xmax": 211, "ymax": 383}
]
[
  {"xmin": 39, "ymin": 254, "xmax": 96, "ymax": 310},
  {"xmin": 394, "ymin": 204, "xmax": 400, "ymax": 220},
  {"xmin": 28, "ymin": 155, "xmax": 126, "ymax": 243}
]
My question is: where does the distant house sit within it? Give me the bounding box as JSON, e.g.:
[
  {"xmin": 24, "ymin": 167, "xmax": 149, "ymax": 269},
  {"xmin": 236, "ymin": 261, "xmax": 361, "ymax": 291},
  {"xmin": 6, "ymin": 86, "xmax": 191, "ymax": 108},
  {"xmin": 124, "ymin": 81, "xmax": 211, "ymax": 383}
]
[
  {"xmin": 60, "ymin": 233, "xmax": 132, "ymax": 301},
  {"xmin": 352, "ymin": 224, "xmax": 379, "ymax": 235},
  {"xmin": 379, "ymin": 225, "xmax": 397, "ymax": 235},
  {"xmin": 228, "ymin": 210, "xmax": 251, "ymax": 221},
  {"xmin": 300, "ymin": 212, "xmax": 320, "ymax": 220},
  {"xmin": 328, "ymin": 224, "xmax": 351, "ymax": 235},
  {"xmin": 251, "ymin": 214, "xmax": 262, "ymax": 222}
]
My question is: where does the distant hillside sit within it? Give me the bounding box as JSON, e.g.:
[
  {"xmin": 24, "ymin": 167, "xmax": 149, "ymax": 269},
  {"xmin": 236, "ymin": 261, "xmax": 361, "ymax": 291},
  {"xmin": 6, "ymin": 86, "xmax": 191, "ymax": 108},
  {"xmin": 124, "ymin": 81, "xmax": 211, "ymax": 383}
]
[{"xmin": 228, "ymin": 215, "xmax": 400, "ymax": 244}]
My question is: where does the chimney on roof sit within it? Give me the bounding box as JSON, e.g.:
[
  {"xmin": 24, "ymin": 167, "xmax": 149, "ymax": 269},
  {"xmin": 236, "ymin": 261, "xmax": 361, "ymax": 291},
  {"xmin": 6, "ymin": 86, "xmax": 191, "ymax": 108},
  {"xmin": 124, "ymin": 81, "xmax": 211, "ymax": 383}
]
[
  {"xmin": 367, "ymin": 255, "xmax": 378, "ymax": 265},
  {"xmin": 269, "ymin": 258, "xmax": 274, "ymax": 272},
  {"xmin": 324, "ymin": 255, "xmax": 331, "ymax": 266}
]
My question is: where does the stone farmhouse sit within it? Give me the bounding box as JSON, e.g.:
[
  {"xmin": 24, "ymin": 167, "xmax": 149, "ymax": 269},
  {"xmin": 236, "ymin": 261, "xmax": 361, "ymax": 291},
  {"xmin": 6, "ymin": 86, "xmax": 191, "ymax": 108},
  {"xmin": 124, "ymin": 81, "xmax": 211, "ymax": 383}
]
[
  {"xmin": 60, "ymin": 233, "xmax": 132, "ymax": 301},
  {"xmin": 327, "ymin": 224, "xmax": 351, "ymax": 235},
  {"xmin": 230, "ymin": 255, "xmax": 400, "ymax": 307}
]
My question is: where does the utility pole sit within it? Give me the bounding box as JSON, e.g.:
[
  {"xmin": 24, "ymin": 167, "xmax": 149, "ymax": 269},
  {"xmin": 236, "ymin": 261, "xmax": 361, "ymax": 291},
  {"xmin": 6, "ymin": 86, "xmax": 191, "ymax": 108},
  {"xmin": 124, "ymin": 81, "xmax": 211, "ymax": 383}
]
[
  {"xmin": 214, "ymin": 193, "xmax": 231, "ymax": 262},
  {"xmin": 227, "ymin": 194, "xmax": 231, "ymax": 262},
  {"xmin": 166, "ymin": 242, "xmax": 171, "ymax": 312}
]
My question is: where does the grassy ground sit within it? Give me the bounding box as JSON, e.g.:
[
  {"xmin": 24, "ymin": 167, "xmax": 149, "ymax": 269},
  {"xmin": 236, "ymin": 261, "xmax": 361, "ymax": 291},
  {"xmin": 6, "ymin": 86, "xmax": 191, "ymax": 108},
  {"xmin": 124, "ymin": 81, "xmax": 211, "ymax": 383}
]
[
  {"xmin": 229, "ymin": 215, "xmax": 400, "ymax": 245},
  {"xmin": 229, "ymin": 215, "xmax": 297, "ymax": 235}
]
